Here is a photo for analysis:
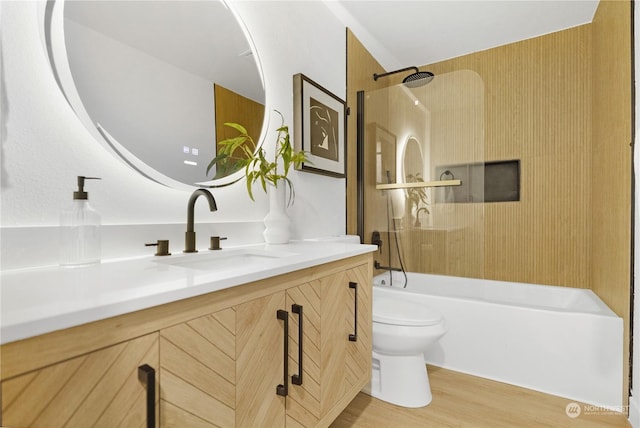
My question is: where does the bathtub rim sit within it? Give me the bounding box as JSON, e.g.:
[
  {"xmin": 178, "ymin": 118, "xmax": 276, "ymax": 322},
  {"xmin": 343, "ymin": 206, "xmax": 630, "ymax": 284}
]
[{"xmin": 373, "ymin": 271, "xmax": 619, "ymax": 318}]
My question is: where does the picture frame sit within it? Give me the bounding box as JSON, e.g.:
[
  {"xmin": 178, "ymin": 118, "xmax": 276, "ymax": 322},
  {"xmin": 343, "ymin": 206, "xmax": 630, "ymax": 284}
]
[
  {"xmin": 372, "ymin": 124, "xmax": 396, "ymax": 185},
  {"xmin": 293, "ymin": 73, "xmax": 346, "ymax": 178}
]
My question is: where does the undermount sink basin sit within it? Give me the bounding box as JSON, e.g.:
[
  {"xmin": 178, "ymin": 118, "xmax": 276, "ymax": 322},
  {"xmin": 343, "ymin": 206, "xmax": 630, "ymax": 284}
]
[{"xmin": 152, "ymin": 248, "xmax": 298, "ymax": 271}]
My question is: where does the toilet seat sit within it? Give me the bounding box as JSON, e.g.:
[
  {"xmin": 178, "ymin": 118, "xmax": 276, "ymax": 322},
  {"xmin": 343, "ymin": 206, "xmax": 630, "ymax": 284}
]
[{"xmin": 373, "ymin": 296, "xmax": 443, "ymax": 326}]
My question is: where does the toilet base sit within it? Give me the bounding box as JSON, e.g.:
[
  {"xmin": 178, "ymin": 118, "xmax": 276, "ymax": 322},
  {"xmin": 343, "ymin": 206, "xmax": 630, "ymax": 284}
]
[{"xmin": 363, "ymin": 350, "xmax": 432, "ymax": 408}]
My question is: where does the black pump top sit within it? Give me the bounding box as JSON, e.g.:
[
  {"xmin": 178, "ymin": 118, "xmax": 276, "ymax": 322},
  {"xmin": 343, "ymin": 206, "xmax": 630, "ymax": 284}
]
[{"xmin": 73, "ymin": 176, "xmax": 101, "ymax": 200}]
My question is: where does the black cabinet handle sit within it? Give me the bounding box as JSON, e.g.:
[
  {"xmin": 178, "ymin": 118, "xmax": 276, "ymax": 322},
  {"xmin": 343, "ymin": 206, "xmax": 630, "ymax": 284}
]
[
  {"xmin": 276, "ymin": 309, "xmax": 289, "ymax": 396},
  {"xmin": 349, "ymin": 282, "xmax": 358, "ymax": 342},
  {"xmin": 138, "ymin": 364, "xmax": 156, "ymax": 428},
  {"xmin": 291, "ymin": 304, "xmax": 303, "ymax": 386}
]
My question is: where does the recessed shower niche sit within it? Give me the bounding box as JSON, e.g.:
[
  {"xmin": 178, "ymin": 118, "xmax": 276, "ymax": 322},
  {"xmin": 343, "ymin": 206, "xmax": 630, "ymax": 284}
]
[{"xmin": 435, "ymin": 160, "xmax": 520, "ymax": 203}]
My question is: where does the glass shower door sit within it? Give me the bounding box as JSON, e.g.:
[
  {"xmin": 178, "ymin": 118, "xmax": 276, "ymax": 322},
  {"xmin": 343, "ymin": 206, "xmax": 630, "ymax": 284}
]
[{"xmin": 359, "ymin": 70, "xmax": 485, "ymax": 282}]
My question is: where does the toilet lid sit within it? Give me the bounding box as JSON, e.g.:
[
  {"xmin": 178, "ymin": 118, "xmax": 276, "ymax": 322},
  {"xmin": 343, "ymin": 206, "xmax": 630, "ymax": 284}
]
[{"xmin": 373, "ymin": 296, "xmax": 444, "ymax": 326}]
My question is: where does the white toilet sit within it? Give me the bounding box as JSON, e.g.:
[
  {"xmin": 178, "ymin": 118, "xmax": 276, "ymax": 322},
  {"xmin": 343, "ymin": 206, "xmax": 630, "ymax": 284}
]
[{"xmin": 365, "ymin": 285, "xmax": 446, "ymax": 408}]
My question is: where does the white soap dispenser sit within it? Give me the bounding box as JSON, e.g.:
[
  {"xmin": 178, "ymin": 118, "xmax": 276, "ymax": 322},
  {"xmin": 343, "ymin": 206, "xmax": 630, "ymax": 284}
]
[{"xmin": 60, "ymin": 176, "xmax": 102, "ymax": 266}]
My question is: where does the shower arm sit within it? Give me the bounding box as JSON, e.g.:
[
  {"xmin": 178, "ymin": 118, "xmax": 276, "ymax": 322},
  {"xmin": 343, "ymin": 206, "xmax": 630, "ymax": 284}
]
[{"xmin": 373, "ymin": 67, "xmax": 419, "ymax": 81}]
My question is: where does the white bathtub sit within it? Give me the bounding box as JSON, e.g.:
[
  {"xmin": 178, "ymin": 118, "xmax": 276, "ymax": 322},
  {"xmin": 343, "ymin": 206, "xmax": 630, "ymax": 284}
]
[{"xmin": 373, "ymin": 271, "xmax": 624, "ymax": 408}]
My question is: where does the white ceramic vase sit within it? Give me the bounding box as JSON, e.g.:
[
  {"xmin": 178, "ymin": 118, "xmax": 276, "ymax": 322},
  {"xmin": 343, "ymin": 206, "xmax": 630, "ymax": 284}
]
[{"xmin": 263, "ymin": 181, "xmax": 291, "ymax": 244}]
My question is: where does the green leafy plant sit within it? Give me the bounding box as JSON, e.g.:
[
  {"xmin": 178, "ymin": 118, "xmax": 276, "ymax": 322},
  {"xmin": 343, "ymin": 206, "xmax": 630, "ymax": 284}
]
[
  {"xmin": 406, "ymin": 172, "xmax": 430, "ymax": 227},
  {"xmin": 207, "ymin": 110, "xmax": 309, "ymax": 205}
]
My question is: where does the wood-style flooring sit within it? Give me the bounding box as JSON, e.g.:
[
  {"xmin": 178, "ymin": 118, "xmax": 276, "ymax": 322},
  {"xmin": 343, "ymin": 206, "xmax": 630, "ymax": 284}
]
[{"xmin": 331, "ymin": 366, "xmax": 630, "ymax": 428}]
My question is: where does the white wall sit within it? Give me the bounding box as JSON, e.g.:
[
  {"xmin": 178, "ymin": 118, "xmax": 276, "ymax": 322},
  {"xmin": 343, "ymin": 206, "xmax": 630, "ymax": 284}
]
[
  {"xmin": 65, "ymin": 18, "xmax": 218, "ymax": 186},
  {"xmin": 0, "ymin": 1, "xmax": 347, "ymax": 269},
  {"xmin": 232, "ymin": 1, "xmax": 347, "ymax": 242}
]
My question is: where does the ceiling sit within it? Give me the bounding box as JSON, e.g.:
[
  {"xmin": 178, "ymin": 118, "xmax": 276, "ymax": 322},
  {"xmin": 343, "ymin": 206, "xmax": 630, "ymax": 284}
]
[{"xmin": 331, "ymin": 0, "xmax": 599, "ymax": 72}]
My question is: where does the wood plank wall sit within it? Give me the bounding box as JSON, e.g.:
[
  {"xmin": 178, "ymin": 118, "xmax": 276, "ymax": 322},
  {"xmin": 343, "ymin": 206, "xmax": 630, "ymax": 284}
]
[
  {"xmin": 591, "ymin": 0, "xmax": 632, "ymax": 343},
  {"xmin": 347, "ymin": 25, "xmax": 599, "ymax": 288},
  {"xmin": 423, "ymin": 25, "xmax": 594, "ymax": 288},
  {"xmin": 590, "ymin": 0, "xmax": 632, "ymax": 406},
  {"xmin": 214, "ymin": 84, "xmax": 265, "ymax": 153}
]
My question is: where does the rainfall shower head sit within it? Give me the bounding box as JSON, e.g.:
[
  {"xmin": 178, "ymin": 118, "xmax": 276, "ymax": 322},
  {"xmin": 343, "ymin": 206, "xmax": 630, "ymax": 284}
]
[
  {"xmin": 402, "ymin": 70, "xmax": 435, "ymax": 87},
  {"xmin": 373, "ymin": 66, "xmax": 434, "ymax": 87}
]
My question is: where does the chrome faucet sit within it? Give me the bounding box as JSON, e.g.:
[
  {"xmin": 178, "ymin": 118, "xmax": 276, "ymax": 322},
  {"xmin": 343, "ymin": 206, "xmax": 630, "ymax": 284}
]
[{"xmin": 184, "ymin": 188, "xmax": 217, "ymax": 253}]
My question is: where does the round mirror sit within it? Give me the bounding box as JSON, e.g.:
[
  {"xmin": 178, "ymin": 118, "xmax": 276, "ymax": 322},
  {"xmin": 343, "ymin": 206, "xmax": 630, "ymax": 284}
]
[
  {"xmin": 45, "ymin": 0, "xmax": 266, "ymax": 188},
  {"xmin": 402, "ymin": 136, "xmax": 428, "ymax": 227},
  {"xmin": 402, "ymin": 136, "xmax": 424, "ymax": 182}
]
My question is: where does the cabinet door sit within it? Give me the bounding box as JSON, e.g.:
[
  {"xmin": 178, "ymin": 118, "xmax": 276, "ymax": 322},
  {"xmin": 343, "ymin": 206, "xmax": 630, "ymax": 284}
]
[
  {"xmin": 344, "ymin": 264, "xmax": 372, "ymax": 392},
  {"xmin": 235, "ymin": 292, "xmax": 287, "ymax": 428},
  {"xmin": 1, "ymin": 333, "xmax": 159, "ymax": 428},
  {"xmin": 160, "ymin": 308, "xmax": 236, "ymax": 428},
  {"xmin": 318, "ymin": 269, "xmax": 349, "ymax": 417},
  {"xmin": 317, "ymin": 264, "xmax": 372, "ymax": 421},
  {"xmin": 285, "ymin": 281, "xmax": 322, "ymax": 427}
]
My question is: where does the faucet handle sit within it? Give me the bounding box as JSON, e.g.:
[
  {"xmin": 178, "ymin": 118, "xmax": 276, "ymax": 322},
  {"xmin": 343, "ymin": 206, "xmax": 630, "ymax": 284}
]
[
  {"xmin": 209, "ymin": 236, "xmax": 227, "ymax": 251},
  {"xmin": 145, "ymin": 240, "xmax": 171, "ymax": 256}
]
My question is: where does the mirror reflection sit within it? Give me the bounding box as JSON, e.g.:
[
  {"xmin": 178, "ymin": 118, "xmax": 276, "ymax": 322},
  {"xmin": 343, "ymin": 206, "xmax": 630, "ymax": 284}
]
[
  {"xmin": 402, "ymin": 137, "xmax": 428, "ymax": 227},
  {"xmin": 59, "ymin": 0, "xmax": 265, "ymax": 186},
  {"xmin": 402, "ymin": 136, "xmax": 424, "ymax": 183}
]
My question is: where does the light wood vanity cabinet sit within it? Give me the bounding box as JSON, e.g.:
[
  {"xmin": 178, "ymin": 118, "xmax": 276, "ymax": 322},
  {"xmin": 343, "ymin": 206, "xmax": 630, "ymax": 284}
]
[
  {"xmin": 160, "ymin": 262, "xmax": 371, "ymax": 428},
  {"xmin": 0, "ymin": 254, "xmax": 372, "ymax": 428},
  {"xmin": 1, "ymin": 333, "xmax": 159, "ymax": 428}
]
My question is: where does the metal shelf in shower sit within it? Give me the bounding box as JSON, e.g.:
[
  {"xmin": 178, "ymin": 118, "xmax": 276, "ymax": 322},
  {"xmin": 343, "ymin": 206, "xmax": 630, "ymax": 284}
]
[{"xmin": 375, "ymin": 179, "xmax": 461, "ymax": 190}]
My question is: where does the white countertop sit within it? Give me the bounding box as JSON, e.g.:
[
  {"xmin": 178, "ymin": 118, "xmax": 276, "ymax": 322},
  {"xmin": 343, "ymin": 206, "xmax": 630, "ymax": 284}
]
[{"xmin": 1, "ymin": 241, "xmax": 376, "ymax": 344}]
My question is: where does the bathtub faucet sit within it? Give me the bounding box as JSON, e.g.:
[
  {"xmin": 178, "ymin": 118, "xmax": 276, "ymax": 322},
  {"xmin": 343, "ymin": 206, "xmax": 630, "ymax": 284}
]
[{"xmin": 374, "ymin": 260, "xmax": 402, "ymax": 272}]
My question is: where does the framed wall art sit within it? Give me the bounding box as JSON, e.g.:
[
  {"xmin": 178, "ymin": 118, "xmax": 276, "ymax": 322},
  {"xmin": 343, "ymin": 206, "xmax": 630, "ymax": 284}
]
[{"xmin": 293, "ymin": 73, "xmax": 346, "ymax": 178}]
